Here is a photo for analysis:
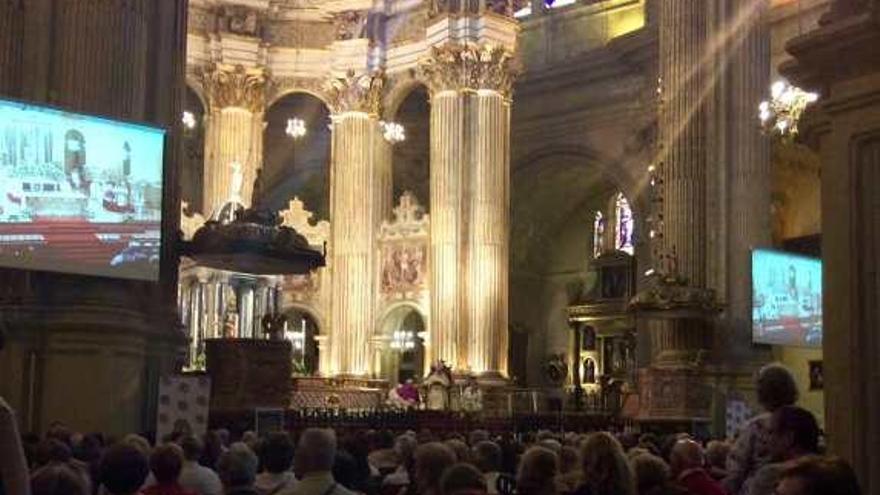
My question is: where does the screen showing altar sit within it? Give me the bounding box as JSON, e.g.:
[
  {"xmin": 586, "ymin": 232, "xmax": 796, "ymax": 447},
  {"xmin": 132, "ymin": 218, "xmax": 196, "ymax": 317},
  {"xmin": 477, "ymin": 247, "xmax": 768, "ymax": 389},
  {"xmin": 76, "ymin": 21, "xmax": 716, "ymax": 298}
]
[
  {"xmin": 0, "ymin": 98, "xmax": 165, "ymax": 281},
  {"xmin": 752, "ymin": 249, "xmax": 822, "ymax": 347}
]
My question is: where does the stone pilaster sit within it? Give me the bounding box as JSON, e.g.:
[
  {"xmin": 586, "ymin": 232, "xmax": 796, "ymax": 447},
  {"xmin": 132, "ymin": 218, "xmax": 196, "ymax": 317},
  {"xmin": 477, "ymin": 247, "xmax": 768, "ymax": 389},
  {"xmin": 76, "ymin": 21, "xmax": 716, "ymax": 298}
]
[
  {"xmin": 783, "ymin": 2, "xmax": 880, "ymax": 490},
  {"xmin": 325, "ymin": 71, "xmax": 388, "ymax": 376},
  {"xmin": 420, "ymin": 44, "xmax": 516, "ymax": 377},
  {"xmin": 199, "ymin": 63, "xmax": 268, "ymax": 214}
]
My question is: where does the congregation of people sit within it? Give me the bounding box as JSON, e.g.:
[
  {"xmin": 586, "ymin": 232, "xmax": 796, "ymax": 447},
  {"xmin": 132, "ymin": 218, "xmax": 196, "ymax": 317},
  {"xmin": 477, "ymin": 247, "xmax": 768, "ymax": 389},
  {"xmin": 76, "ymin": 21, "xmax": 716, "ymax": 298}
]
[{"xmin": 0, "ymin": 364, "xmax": 862, "ymax": 495}]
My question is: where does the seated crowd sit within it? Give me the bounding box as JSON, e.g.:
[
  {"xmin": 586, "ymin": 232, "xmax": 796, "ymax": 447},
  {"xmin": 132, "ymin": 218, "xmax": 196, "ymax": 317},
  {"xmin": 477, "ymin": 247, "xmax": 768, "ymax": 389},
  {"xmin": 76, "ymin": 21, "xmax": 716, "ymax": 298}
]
[
  {"xmin": 0, "ymin": 365, "xmax": 861, "ymax": 495},
  {"xmin": 0, "ymin": 407, "xmax": 860, "ymax": 495}
]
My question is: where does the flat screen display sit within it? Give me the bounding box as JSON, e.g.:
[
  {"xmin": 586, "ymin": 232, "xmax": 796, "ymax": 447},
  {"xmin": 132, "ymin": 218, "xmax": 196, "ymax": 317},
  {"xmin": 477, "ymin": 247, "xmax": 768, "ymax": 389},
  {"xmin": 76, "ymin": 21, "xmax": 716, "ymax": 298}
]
[
  {"xmin": 752, "ymin": 249, "xmax": 822, "ymax": 347},
  {"xmin": 0, "ymin": 98, "xmax": 165, "ymax": 281}
]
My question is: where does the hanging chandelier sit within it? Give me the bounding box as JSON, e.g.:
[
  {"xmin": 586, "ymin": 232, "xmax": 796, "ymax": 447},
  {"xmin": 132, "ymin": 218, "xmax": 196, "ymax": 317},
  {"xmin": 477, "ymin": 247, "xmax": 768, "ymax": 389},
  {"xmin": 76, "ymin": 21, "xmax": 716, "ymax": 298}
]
[{"xmin": 758, "ymin": 80, "xmax": 818, "ymax": 137}]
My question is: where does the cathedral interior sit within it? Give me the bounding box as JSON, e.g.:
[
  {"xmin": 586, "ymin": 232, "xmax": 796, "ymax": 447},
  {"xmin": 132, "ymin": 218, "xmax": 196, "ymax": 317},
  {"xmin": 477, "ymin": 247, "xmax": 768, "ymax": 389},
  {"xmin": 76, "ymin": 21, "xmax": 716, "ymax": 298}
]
[{"xmin": 1, "ymin": 0, "xmax": 880, "ymax": 492}]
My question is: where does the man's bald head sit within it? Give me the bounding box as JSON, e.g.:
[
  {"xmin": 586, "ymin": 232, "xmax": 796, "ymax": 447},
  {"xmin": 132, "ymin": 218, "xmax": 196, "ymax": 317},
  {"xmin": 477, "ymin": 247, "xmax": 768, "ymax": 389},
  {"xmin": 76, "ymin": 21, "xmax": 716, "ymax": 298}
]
[{"xmin": 670, "ymin": 439, "xmax": 705, "ymax": 475}]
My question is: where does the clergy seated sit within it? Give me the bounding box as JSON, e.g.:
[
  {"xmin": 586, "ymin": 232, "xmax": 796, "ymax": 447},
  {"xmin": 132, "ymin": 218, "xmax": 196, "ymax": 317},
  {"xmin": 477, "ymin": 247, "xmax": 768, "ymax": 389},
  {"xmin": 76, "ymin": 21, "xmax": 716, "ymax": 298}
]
[{"xmin": 387, "ymin": 380, "xmax": 419, "ymax": 410}]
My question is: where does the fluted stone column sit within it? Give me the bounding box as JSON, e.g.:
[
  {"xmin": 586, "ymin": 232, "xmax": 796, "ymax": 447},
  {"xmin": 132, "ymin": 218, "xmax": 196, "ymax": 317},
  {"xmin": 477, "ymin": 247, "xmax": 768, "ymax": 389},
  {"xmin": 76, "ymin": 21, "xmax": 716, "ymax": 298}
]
[
  {"xmin": 0, "ymin": 0, "xmax": 24, "ymax": 97},
  {"xmin": 421, "ymin": 45, "xmax": 516, "ymax": 377},
  {"xmin": 652, "ymin": 0, "xmax": 712, "ymax": 367},
  {"xmin": 199, "ymin": 64, "xmax": 267, "ymax": 214},
  {"xmin": 326, "ymin": 71, "xmax": 388, "ymax": 376},
  {"xmin": 725, "ymin": 0, "xmax": 771, "ymax": 361},
  {"xmin": 427, "ymin": 89, "xmax": 465, "ymax": 369},
  {"xmin": 468, "ymin": 89, "xmax": 511, "ymax": 377}
]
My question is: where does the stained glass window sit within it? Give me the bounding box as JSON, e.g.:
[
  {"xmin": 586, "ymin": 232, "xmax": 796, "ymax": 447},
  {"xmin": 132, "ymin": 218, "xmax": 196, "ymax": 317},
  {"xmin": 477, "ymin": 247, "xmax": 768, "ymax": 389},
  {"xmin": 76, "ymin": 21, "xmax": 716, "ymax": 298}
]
[
  {"xmin": 615, "ymin": 193, "xmax": 634, "ymax": 255},
  {"xmin": 593, "ymin": 210, "xmax": 605, "ymax": 258}
]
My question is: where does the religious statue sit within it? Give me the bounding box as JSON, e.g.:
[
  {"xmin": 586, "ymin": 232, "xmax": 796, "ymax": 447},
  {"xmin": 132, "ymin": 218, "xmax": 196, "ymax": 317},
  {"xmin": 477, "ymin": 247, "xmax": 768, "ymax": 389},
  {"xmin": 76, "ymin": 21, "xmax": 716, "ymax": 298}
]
[
  {"xmin": 460, "ymin": 375, "xmax": 483, "ymax": 413},
  {"xmin": 229, "ymin": 161, "xmax": 244, "ymax": 205}
]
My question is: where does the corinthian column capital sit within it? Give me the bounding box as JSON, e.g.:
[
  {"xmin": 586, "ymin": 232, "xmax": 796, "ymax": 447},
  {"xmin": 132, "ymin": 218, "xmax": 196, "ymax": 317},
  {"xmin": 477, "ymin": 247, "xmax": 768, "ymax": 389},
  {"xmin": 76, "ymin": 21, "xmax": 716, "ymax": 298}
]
[
  {"xmin": 324, "ymin": 70, "xmax": 385, "ymax": 115},
  {"xmin": 199, "ymin": 63, "xmax": 269, "ymax": 113},
  {"xmin": 419, "ymin": 43, "xmax": 519, "ymax": 97}
]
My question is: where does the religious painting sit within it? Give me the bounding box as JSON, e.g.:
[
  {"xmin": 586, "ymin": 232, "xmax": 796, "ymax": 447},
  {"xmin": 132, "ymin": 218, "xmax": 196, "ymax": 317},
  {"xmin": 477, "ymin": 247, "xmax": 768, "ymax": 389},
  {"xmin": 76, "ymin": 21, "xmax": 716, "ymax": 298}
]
[
  {"xmin": 381, "ymin": 243, "xmax": 426, "ymax": 294},
  {"xmin": 808, "ymin": 360, "xmax": 823, "ymax": 390}
]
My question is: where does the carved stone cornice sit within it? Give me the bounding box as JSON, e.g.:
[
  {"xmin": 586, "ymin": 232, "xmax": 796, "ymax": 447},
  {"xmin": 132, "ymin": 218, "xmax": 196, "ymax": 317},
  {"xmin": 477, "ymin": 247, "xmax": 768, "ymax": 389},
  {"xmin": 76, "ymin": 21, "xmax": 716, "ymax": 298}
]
[
  {"xmin": 418, "ymin": 43, "xmax": 519, "ymax": 97},
  {"xmin": 324, "ymin": 69, "xmax": 384, "ymax": 115},
  {"xmin": 199, "ymin": 63, "xmax": 270, "ymax": 113}
]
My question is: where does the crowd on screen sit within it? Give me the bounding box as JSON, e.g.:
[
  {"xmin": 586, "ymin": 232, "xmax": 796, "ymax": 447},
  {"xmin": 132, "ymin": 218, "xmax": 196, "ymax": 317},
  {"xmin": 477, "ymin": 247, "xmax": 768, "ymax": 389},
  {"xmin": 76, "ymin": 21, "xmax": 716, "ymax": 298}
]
[{"xmin": 0, "ymin": 328, "xmax": 864, "ymax": 495}]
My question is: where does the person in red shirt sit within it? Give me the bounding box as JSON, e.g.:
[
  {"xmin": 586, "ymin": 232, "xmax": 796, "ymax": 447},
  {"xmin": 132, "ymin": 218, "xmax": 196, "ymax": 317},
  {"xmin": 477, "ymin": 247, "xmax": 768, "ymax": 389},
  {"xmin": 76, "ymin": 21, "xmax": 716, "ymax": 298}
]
[
  {"xmin": 671, "ymin": 440, "xmax": 726, "ymax": 495},
  {"xmin": 142, "ymin": 444, "xmax": 196, "ymax": 495}
]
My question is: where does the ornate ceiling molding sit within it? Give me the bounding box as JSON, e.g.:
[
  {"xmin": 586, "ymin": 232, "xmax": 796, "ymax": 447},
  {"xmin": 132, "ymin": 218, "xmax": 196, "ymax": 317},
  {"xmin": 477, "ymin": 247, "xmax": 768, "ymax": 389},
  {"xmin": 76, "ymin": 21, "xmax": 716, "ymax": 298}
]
[
  {"xmin": 418, "ymin": 43, "xmax": 519, "ymax": 97},
  {"xmin": 198, "ymin": 63, "xmax": 271, "ymax": 112},
  {"xmin": 323, "ymin": 69, "xmax": 385, "ymax": 115}
]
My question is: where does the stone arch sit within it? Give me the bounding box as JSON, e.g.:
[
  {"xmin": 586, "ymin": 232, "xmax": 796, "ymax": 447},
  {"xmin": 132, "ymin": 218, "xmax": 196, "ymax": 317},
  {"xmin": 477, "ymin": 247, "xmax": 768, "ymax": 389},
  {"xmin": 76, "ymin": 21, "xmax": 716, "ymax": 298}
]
[
  {"xmin": 384, "ymin": 75, "xmax": 431, "ymax": 120},
  {"xmin": 513, "ymin": 144, "xmax": 645, "ymax": 215},
  {"xmin": 375, "ymin": 301, "xmax": 428, "ymax": 383},
  {"xmin": 184, "ymin": 78, "xmax": 208, "ymax": 112},
  {"xmin": 281, "ymin": 302, "xmax": 326, "ymax": 335},
  {"xmin": 268, "ymin": 86, "xmax": 331, "ymax": 110},
  {"xmin": 375, "ymin": 300, "xmax": 428, "ymax": 334}
]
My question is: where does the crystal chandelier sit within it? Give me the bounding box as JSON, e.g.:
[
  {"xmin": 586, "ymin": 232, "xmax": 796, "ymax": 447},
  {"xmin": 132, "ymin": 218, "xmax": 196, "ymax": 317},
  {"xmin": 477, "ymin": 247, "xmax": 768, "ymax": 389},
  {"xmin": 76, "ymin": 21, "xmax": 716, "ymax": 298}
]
[
  {"xmin": 390, "ymin": 329, "xmax": 416, "ymax": 350},
  {"xmin": 380, "ymin": 121, "xmax": 406, "ymax": 144},
  {"xmin": 286, "ymin": 117, "xmax": 307, "ymax": 139},
  {"xmin": 758, "ymin": 80, "xmax": 818, "ymax": 137},
  {"xmin": 182, "ymin": 111, "xmax": 196, "ymax": 130}
]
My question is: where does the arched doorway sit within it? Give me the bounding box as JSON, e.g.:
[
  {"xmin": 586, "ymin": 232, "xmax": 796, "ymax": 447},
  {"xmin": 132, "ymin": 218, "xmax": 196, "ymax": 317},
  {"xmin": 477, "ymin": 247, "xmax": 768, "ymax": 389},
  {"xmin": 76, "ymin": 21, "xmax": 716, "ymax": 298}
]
[
  {"xmin": 378, "ymin": 306, "xmax": 426, "ymax": 384},
  {"xmin": 262, "ymin": 92, "xmax": 331, "ymax": 219},
  {"xmin": 282, "ymin": 307, "xmax": 320, "ymax": 375}
]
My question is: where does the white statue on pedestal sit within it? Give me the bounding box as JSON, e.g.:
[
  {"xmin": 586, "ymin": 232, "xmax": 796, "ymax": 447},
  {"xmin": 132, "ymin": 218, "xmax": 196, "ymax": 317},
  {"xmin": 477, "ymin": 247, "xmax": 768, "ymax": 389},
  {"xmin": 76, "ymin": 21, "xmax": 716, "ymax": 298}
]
[{"xmin": 229, "ymin": 161, "xmax": 244, "ymax": 205}]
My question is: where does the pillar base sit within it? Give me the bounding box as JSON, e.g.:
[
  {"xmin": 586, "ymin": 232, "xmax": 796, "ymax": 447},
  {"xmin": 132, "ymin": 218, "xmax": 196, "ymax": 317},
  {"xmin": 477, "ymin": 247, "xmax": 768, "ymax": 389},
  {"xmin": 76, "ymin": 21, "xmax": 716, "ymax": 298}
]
[{"xmin": 636, "ymin": 367, "xmax": 713, "ymax": 423}]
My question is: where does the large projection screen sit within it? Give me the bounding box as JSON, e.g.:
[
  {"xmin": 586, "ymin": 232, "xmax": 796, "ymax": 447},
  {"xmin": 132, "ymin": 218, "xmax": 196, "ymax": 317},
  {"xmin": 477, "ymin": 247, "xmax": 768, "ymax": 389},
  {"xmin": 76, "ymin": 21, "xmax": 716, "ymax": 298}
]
[
  {"xmin": 752, "ymin": 249, "xmax": 822, "ymax": 347},
  {"xmin": 0, "ymin": 98, "xmax": 165, "ymax": 281}
]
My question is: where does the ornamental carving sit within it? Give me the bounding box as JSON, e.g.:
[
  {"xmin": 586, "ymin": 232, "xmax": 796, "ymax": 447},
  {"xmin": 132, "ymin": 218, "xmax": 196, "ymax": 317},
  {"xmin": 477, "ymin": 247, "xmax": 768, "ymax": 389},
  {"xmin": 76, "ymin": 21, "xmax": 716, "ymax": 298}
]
[
  {"xmin": 324, "ymin": 70, "xmax": 385, "ymax": 115},
  {"xmin": 279, "ymin": 196, "xmax": 330, "ymax": 249},
  {"xmin": 419, "ymin": 43, "xmax": 519, "ymax": 97},
  {"xmin": 379, "ymin": 191, "xmax": 429, "ymax": 240},
  {"xmin": 265, "ymin": 20, "xmax": 335, "ymax": 49},
  {"xmin": 216, "ymin": 5, "xmax": 261, "ymax": 37},
  {"xmin": 335, "ymin": 10, "xmax": 366, "ymax": 40},
  {"xmin": 199, "ymin": 63, "xmax": 269, "ymax": 113}
]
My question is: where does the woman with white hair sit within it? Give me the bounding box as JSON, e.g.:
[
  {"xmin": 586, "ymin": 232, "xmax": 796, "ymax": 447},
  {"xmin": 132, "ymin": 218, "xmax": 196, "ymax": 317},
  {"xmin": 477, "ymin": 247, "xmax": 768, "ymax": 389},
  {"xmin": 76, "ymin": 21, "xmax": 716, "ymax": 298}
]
[{"xmin": 723, "ymin": 363, "xmax": 799, "ymax": 495}]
